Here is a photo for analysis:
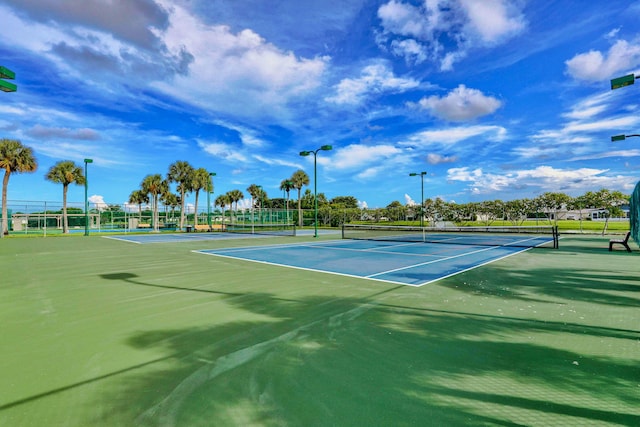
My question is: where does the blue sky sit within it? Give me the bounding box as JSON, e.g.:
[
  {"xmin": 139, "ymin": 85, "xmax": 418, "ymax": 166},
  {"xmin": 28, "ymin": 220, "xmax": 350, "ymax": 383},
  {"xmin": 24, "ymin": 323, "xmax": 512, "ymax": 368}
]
[{"xmin": 1, "ymin": 0, "xmax": 640, "ymax": 211}]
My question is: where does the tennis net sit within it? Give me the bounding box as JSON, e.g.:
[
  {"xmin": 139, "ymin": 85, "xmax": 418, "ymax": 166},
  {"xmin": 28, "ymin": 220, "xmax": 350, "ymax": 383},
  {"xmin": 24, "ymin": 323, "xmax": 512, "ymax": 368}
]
[
  {"xmin": 225, "ymin": 223, "xmax": 297, "ymax": 237},
  {"xmin": 342, "ymin": 224, "xmax": 559, "ymax": 248}
]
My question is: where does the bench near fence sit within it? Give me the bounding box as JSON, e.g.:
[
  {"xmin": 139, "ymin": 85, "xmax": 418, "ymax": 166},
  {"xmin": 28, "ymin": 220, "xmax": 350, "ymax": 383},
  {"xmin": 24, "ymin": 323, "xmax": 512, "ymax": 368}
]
[
  {"xmin": 192, "ymin": 224, "xmax": 226, "ymax": 232},
  {"xmin": 609, "ymin": 231, "xmax": 632, "ymax": 252}
]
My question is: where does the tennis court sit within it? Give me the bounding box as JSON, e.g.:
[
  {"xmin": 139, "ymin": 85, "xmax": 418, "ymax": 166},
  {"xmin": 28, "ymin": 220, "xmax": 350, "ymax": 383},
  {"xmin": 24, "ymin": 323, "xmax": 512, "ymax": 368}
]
[
  {"xmin": 196, "ymin": 225, "xmax": 558, "ymax": 286},
  {"xmin": 197, "ymin": 240, "xmax": 536, "ymax": 286},
  {"xmin": 1, "ymin": 232, "xmax": 638, "ymax": 426},
  {"xmin": 104, "ymin": 223, "xmax": 299, "ymax": 244}
]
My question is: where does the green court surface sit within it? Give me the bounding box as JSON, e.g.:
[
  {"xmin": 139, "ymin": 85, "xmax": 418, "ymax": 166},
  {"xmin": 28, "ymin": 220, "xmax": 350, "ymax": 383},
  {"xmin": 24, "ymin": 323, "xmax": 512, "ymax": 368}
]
[{"xmin": 1, "ymin": 233, "xmax": 638, "ymax": 426}]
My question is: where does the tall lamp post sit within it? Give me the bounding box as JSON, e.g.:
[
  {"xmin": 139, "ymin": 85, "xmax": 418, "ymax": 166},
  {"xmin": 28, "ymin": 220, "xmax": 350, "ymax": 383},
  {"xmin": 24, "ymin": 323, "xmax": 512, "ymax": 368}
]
[
  {"xmin": 84, "ymin": 158, "xmax": 93, "ymax": 236},
  {"xmin": 611, "ymin": 72, "xmax": 639, "ymax": 246},
  {"xmin": 300, "ymin": 145, "xmax": 332, "ymax": 237},
  {"xmin": 207, "ymin": 172, "xmax": 216, "ymax": 227},
  {"xmin": 409, "ymin": 171, "xmax": 427, "ymax": 227}
]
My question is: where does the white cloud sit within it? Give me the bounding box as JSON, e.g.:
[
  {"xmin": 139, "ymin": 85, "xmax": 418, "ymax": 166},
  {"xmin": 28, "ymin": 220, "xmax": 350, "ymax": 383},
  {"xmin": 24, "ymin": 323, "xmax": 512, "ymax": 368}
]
[
  {"xmin": 571, "ymin": 150, "xmax": 640, "ymax": 161},
  {"xmin": 565, "ymin": 39, "xmax": 640, "ymax": 81},
  {"xmin": 390, "ymin": 39, "xmax": 428, "ymax": 64},
  {"xmin": 400, "ymin": 125, "xmax": 507, "ymax": 147},
  {"xmin": 26, "ymin": 125, "xmax": 100, "ymax": 141},
  {"xmin": 414, "ymin": 85, "xmax": 502, "ymax": 121},
  {"xmin": 197, "ymin": 141, "xmax": 248, "ymax": 163},
  {"xmin": 252, "ymin": 154, "xmax": 301, "ymax": 168},
  {"xmin": 427, "ymin": 153, "xmax": 458, "ymax": 164},
  {"xmin": 325, "ymin": 63, "xmax": 419, "ymax": 105},
  {"xmin": 458, "ymin": 0, "xmax": 526, "ymax": 44},
  {"xmin": 377, "ymin": 0, "xmax": 526, "ymax": 69},
  {"xmin": 563, "ymin": 116, "xmax": 640, "ymax": 133},
  {"xmin": 88, "ymin": 195, "xmax": 109, "ymax": 211},
  {"xmin": 447, "ymin": 165, "xmax": 635, "ymax": 195},
  {"xmin": 152, "ymin": 2, "xmax": 329, "ymax": 118},
  {"xmin": 525, "ymin": 91, "xmax": 640, "ymax": 162},
  {"xmin": 404, "ymin": 193, "xmax": 416, "ymax": 206},
  {"xmin": 319, "ymin": 144, "xmax": 403, "ymax": 169},
  {"xmin": 377, "ymin": 1, "xmax": 431, "ymax": 40}
]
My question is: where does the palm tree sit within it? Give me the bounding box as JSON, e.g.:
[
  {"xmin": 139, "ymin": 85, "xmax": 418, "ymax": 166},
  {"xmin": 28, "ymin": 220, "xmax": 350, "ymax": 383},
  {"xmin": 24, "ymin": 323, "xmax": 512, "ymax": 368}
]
[
  {"xmin": 215, "ymin": 193, "xmax": 231, "ymax": 224},
  {"xmin": 45, "ymin": 160, "xmax": 85, "ymax": 234},
  {"xmin": 160, "ymin": 191, "xmax": 179, "ymax": 224},
  {"xmin": 128, "ymin": 189, "xmax": 149, "ymax": 221},
  {"xmin": 141, "ymin": 174, "xmax": 168, "ymax": 232},
  {"xmin": 290, "ymin": 169, "xmax": 309, "ymax": 227},
  {"xmin": 246, "ymin": 184, "xmax": 262, "ymax": 208},
  {"xmin": 280, "ymin": 179, "xmax": 294, "ymax": 223},
  {"xmin": 167, "ymin": 161, "xmax": 194, "ymax": 230},
  {"xmin": 191, "ymin": 168, "xmax": 212, "ymax": 226},
  {"xmin": 226, "ymin": 189, "xmax": 244, "ymax": 223},
  {"xmin": 247, "ymin": 184, "xmax": 263, "ymax": 222},
  {"xmin": 0, "ymin": 139, "xmax": 37, "ymax": 236}
]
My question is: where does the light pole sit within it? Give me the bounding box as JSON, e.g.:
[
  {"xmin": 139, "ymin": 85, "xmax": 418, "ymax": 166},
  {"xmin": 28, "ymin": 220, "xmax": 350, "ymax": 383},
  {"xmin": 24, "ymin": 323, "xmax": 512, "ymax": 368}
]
[
  {"xmin": 409, "ymin": 171, "xmax": 427, "ymax": 227},
  {"xmin": 611, "ymin": 75, "xmax": 640, "ymax": 246},
  {"xmin": 300, "ymin": 145, "xmax": 332, "ymax": 237},
  {"xmin": 207, "ymin": 172, "xmax": 216, "ymax": 227},
  {"xmin": 84, "ymin": 158, "xmax": 93, "ymax": 236}
]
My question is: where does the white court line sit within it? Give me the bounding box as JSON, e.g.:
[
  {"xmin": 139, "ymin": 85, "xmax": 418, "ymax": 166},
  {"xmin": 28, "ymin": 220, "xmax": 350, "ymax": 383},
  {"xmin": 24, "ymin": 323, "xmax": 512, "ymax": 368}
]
[
  {"xmin": 366, "ymin": 245, "xmax": 507, "ymax": 278},
  {"xmin": 195, "ymin": 240, "xmax": 530, "ymax": 287},
  {"xmin": 402, "ymin": 247, "xmax": 531, "ymax": 287},
  {"xmin": 195, "ymin": 250, "xmax": 416, "ymax": 287},
  {"xmin": 102, "ymin": 235, "xmax": 142, "ymax": 244}
]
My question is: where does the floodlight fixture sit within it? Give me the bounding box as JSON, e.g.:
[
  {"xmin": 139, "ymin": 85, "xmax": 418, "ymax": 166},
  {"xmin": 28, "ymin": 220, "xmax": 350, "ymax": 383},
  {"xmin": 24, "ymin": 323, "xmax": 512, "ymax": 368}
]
[
  {"xmin": 611, "ymin": 73, "xmax": 636, "ymax": 90},
  {"xmin": 299, "ymin": 145, "xmax": 333, "ymax": 237},
  {"xmin": 0, "ymin": 66, "xmax": 16, "ymax": 92}
]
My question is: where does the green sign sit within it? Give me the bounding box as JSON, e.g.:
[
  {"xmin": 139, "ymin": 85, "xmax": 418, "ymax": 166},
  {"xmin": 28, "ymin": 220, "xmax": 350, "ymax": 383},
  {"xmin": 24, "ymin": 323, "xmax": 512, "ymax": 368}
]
[
  {"xmin": 0, "ymin": 66, "xmax": 16, "ymax": 92},
  {"xmin": 611, "ymin": 74, "xmax": 635, "ymax": 90},
  {"xmin": 0, "ymin": 66, "xmax": 15, "ymax": 79},
  {"xmin": 0, "ymin": 80, "xmax": 17, "ymax": 92},
  {"xmin": 611, "ymin": 134, "xmax": 626, "ymax": 142}
]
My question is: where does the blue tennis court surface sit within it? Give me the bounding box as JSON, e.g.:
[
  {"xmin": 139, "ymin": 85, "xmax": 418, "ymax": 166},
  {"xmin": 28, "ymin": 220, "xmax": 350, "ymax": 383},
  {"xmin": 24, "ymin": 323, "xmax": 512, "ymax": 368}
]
[
  {"xmin": 103, "ymin": 232, "xmax": 279, "ymax": 244},
  {"xmin": 196, "ymin": 239, "xmax": 534, "ymax": 286}
]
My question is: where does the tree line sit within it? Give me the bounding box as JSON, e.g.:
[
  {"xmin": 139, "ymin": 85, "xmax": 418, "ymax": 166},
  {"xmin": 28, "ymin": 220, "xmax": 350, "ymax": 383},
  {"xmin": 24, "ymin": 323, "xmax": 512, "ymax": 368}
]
[{"xmin": 0, "ymin": 139, "xmax": 631, "ymax": 235}]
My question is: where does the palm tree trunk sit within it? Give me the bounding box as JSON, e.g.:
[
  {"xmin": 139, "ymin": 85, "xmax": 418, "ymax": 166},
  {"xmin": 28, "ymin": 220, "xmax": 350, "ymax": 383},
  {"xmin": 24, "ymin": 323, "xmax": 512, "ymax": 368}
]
[
  {"xmin": 62, "ymin": 185, "xmax": 69, "ymax": 233},
  {"xmin": 179, "ymin": 190, "xmax": 186, "ymax": 230},
  {"xmin": 297, "ymin": 188, "xmax": 302, "ymax": 227},
  {"xmin": 194, "ymin": 190, "xmax": 200, "ymax": 226},
  {"xmin": 2, "ymin": 171, "xmax": 9, "ymax": 235},
  {"xmin": 154, "ymin": 195, "xmax": 160, "ymax": 232}
]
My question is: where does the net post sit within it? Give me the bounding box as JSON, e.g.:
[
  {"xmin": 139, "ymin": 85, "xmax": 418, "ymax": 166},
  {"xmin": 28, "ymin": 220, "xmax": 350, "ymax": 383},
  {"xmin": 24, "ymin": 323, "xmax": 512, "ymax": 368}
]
[
  {"xmin": 342, "ymin": 223, "xmax": 345, "ymax": 239},
  {"xmin": 553, "ymin": 225, "xmax": 559, "ymax": 249}
]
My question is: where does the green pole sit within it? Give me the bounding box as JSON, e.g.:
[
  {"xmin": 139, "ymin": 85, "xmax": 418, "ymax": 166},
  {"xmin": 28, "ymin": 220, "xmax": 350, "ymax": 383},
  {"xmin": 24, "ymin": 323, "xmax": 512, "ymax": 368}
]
[
  {"xmin": 313, "ymin": 152, "xmax": 318, "ymax": 237},
  {"xmin": 409, "ymin": 172, "xmax": 427, "ymax": 227},
  {"xmin": 84, "ymin": 159, "xmax": 93, "ymax": 236},
  {"xmin": 300, "ymin": 145, "xmax": 332, "ymax": 238},
  {"xmin": 208, "ymin": 172, "xmax": 216, "ymax": 227}
]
